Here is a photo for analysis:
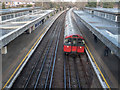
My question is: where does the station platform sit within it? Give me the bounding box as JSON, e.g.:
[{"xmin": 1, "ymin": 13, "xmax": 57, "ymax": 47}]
[
  {"xmin": 2, "ymin": 11, "xmax": 61, "ymax": 86},
  {"xmin": 73, "ymin": 11, "xmax": 120, "ymax": 88},
  {"xmin": 74, "ymin": 10, "xmax": 120, "ymax": 58},
  {"xmin": 0, "ymin": 9, "xmax": 55, "ymax": 53}
]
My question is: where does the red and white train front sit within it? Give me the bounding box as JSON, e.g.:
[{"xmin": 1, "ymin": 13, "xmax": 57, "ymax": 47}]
[
  {"xmin": 63, "ymin": 8, "xmax": 85, "ymax": 55},
  {"xmin": 64, "ymin": 34, "xmax": 85, "ymax": 54}
]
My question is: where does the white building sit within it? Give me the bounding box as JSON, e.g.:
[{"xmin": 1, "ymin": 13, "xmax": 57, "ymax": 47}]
[{"xmin": 1, "ymin": 0, "xmax": 35, "ymax": 8}]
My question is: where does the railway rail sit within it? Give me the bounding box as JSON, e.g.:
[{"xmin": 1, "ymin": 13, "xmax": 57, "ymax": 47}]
[
  {"xmin": 72, "ymin": 10, "xmax": 110, "ymax": 89},
  {"xmin": 3, "ymin": 9, "xmax": 105, "ymax": 89},
  {"xmin": 11, "ymin": 11, "xmax": 66, "ymax": 89},
  {"xmin": 64, "ymin": 54, "xmax": 93, "ymax": 89},
  {"xmin": 63, "ymin": 9, "xmax": 102, "ymax": 89}
]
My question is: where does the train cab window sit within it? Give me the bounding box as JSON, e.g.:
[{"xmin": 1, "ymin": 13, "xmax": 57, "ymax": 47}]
[
  {"xmin": 64, "ymin": 38, "xmax": 71, "ymax": 45},
  {"xmin": 72, "ymin": 35, "xmax": 78, "ymax": 37},
  {"xmin": 78, "ymin": 39, "xmax": 84, "ymax": 46},
  {"xmin": 72, "ymin": 38, "xmax": 77, "ymax": 46}
]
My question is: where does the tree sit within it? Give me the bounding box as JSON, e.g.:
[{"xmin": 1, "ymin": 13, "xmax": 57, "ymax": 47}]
[
  {"xmin": 118, "ymin": 1, "xmax": 120, "ymax": 9},
  {"xmin": 102, "ymin": 2, "xmax": 114, "ymax": 8},
  {"xmin": 26, "ymin": 4, "xmax": 32, "ymax": 7},
  {"xmin": 86, "ymin": 2, "xmax": 97, "ymax": 7},
  {"xmin": 21, "ymin": 5, "xmax": 24, "ymax": 7},
  {"xmin": 2, "ymin": 2, "xmax": 5, "ymax": 9}
]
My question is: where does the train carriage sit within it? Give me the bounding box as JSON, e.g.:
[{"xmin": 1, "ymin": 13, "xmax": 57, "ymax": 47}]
[{"xmin": 63, "ymin": 9, "xmax": 85, "ymax": 55}]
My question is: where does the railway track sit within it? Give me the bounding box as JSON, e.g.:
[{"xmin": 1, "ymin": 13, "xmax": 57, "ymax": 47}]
[
  {"xmin": 64, "ymin": 54, "xmax": 93, "ymax": 89},
  {"xmin": 9, "ymin": 10, "xmax": 102, "ymax": 89},
  {"xmin": 11, "ymin": 11, "xmax": 66, "ymax": 89}
]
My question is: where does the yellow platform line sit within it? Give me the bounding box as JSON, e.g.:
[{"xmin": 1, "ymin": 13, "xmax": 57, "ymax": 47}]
[
  {"xmin": 85, "ymin": 44, "xmax": 111, "ymax": 90},
  {"xmin": 2, "ymin": 11, "xmax": 63, "ymax": 89},
  {"xmin": 2, "ymin": 25, "xmax": 48, "ymax": 89}
]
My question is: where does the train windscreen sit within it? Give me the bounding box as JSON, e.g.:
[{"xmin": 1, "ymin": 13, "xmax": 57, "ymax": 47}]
[
  {"xmin": 64, "ymin": 38, "xmax": 71, "ymax": 46},
  {"xmin": 64, "ymin": 38, "xmax": 85, "ymax": 46},
  {"xmin": 72, "ymin": 35, "xmax": 78, "ymax": 37},
  {"xmin": 77, "ymin": 38, "xmax": 85, "ymax": 46},
  {"xmin": 72, "ymin": 38, "xmax": 77, "ymax": 46}
]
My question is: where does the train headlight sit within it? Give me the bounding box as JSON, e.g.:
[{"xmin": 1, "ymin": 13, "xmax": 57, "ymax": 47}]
[
  {"xmin": 80, "ymin": 47, "xmax": 82, "ymax": 48},
  {"xmin": 67, "ymin": 46, "xmax": 69, "ymax": 48}
]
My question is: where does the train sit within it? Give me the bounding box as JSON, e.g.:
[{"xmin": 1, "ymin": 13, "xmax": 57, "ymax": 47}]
[{"xmin": 63, "ymin": 8, "xmax": 85, "ymax": 55}]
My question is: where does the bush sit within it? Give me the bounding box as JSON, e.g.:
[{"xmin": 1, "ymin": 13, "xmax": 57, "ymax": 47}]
[
  {"xmin": 2, "ymin": 2, "xmax": 6, "ymax": 9},
  {"xmin": 50, "ymin": 13, "xmax": 53, "ymax": 16},
  {"xmin": 21, "ymin": 5, "xmax": 24, "ymax": 7},
  {"xmin": 103, "ymin": 2, "xmax": 114, "ymax": 8},
  {"xmin": 86, "ymin": 2, "xmax": 97, "ymax": 7},
  {"xmin": 26, "ymin": 4, "xmax": 32, "ymax": 7}
]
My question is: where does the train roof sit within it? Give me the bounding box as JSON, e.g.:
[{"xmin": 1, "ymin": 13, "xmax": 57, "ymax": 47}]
[
  {"xmin": 64, "ymin": 8, "xmax": 83, "ymax": 38},
  {"xmin": 65, "ymin": 34, "xmax": 84, "ymax": 39}
]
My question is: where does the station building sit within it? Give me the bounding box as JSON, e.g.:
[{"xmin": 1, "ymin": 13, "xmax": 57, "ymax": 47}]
[
  {"xmin": 0, "ymin": 7, "xmax": 41, "ymax": 21},
  {"xmin": 74, "ymin": 7, "xmax": 120, "ymax": 58},
  {"xmin": 0, "ymin": 7, "xmax": 55, "ymax": 54},
  {"xmin": 84, "ymin": 7, "xmax": 120, "ymax": 22}
]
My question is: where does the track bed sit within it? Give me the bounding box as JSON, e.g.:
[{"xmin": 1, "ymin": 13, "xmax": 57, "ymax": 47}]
[{"xmin": 11, "ymin": 10, "xmax": 101, "ymax": 89}]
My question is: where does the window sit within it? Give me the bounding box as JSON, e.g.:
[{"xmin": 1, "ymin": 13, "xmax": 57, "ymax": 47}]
[
  {"xmin": 7, "ymin": 15, "xmax": 11, "ymax": 19},
  {"xmin": 72, "ymin": 35, "xmax": 78, "ymax": 37},
  {"xmin": 72, "ymin": 38, "xmax": 77, "ymax": 46},
  {"xmin": 29, "ymin": 10, "xmax": 32, "ymax": 13},
  {"xmin": 64, "ymin": 38, "xmax": 71, "ymax": 45},
  {"xmin": 18, "ymin": 13, "xmax": 20, "ymax": 16},
  {"xmin": 78, "ymin": 39, "xmax": 84, "ymax": 46},
  {"xmin": 111, "ymin": 15, "xmax": 115, "ymax": 21},
  {"xmin": 11, "ymin": 15, "xmax": 14, "ymax": 18},
  {"xmin": 24, "ymin": 12, "xmax": 26, "ymax": 15},
  {"xmin": 65, "ymin": 38, "xmax": 71, "ymax": 43},
  {"xmin": 98, "ymin": 12, "xmax": 100, "ymax": 16},
  {"xmin": 94, "ymin": 11, "xmax": 98, "ymax": 16},
  {"xmin": 15, "ymin": 14, "xmax": 17, "ymax": 17},
  {"xmin": 2, "ymin": 16, "xmax": 6, "ymax": 21},
  {"xmin": 106, "ymin": 14, "xmax": 109, "ymax": 19},
  {"xmin": 109, "ymin": 14, "xmax": 112, "ymax": 20},
  {"xmin": 102, "ymin": 13, "xmax": 105, "ymax": 18}
]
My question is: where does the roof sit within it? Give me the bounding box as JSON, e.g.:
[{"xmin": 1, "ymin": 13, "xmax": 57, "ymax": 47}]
[
  {"xmin": 74, "ymin": 10, "xmax": 120, "ymax": 58},
  {"xmin": 0, "ymin": 10, "xmax": 54, "ymax": 48},
  {"xmin": 0, "ymin": 7, "xmax": 41, "ymax": 15},
  {"xmin": 85, "ymin": 7, "xmax": 120, "ymax": 15}
]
